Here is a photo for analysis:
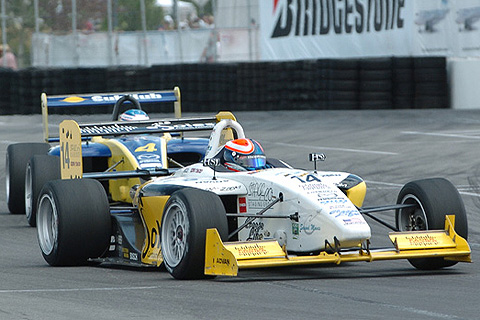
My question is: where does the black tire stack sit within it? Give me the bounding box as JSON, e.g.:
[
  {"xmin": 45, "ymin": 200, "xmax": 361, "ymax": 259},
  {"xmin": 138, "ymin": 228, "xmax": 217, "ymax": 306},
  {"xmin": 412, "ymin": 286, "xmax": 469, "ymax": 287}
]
[
  {"xmin": 358, "ymin": 58, "xmax": 393, "ymax": 110},
  {"xmin": 0, "ymin": 68, "xmax": 14, "ymax": 114},
  {"xmin": 0, "ymin": 57, "xmax": 450, "ymax": 114},
  {"xmin": 413, "ymin": 57, "xmax": 448, "ymax": 109},
  {"xmin": 328, "ymin": 59, "xmax": 359, "ymax": 110},
  {"xmin": 392, "ymin": 57, "xmax": 415, "ymax": 109}
]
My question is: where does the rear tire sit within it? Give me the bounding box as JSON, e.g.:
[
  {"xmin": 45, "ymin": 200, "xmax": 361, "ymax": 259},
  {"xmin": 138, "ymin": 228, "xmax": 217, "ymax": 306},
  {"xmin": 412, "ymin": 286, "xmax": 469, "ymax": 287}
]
[
  {"xmin": 25, "ymin": 155, "xmax": 60, "ymax": 227},
  {"xmin": 161, "ymin": 188, "xmax": 228, "ymax": 280},
  {"xmin": 396, "ymin": 178, "xmax": 468, "ymax": 270},
  {"xmin": 6, "ymin": 143, "xmax": 50, "ymax": 214},
  {"xmin": 37, "ymin": 179, "xmax": 111, "ymax": 266}
]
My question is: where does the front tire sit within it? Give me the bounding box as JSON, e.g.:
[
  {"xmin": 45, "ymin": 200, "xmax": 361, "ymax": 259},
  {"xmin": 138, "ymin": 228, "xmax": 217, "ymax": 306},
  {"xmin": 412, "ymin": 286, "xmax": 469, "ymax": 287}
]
[
  {"xmin": 161, "ymin": 188, "xmax": 228, "ymax": 280},
  {"xmin": 37, "ymin": 179, "xmax": 111, "ymax": 266},
  {"xmin": 25, "ymin": 155, "xmax": 60, "ymax": 227},
  {"xmin": 396, "ymin": 178, "xmax": 468, "ymax": 270},
  {"xmin": 6, "ymin": 143, "xmax": 50, "ymax": 214}
]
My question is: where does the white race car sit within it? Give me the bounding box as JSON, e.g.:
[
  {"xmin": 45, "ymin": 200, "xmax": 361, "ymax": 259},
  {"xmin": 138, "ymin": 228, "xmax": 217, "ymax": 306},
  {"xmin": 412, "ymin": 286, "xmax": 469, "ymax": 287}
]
[{"xmin": 36, "ymin": 116, "xmax": 471, "ymax": 279}]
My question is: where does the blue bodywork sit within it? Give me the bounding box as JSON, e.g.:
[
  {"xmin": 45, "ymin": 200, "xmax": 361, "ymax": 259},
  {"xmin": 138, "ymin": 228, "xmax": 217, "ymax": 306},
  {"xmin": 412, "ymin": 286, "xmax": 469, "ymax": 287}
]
[{"xmin": 48, "ymin": 136, "xmax": 209, "ymax": 166}]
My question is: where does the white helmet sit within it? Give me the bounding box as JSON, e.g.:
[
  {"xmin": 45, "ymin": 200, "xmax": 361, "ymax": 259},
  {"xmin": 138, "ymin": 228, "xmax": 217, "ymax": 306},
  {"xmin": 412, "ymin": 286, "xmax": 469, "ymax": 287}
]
[{"xmin": 119, "ymin": 109, "xmax": 149, "ymax": 121}]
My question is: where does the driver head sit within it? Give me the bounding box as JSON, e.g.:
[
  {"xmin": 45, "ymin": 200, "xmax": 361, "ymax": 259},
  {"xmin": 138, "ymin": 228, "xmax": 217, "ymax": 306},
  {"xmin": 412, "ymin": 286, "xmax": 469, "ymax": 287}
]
[
  {"xmin": 119, "ymin": 109, "xmax": 149, "ymax": 121},
  {"xmin": 223, "ymin": 138, "xmax": 266, "ymax": 171}
]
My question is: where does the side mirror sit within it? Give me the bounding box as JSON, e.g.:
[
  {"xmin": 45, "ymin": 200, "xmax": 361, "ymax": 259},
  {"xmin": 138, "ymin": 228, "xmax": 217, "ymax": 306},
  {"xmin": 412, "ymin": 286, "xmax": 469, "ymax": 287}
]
[
  {"xmin": 203, "ymin": 158, "xmax": 220, "ymax": 180},
  {"xmin": 309, "ymin": 153, "xmax": 326, "ymax": 172}
]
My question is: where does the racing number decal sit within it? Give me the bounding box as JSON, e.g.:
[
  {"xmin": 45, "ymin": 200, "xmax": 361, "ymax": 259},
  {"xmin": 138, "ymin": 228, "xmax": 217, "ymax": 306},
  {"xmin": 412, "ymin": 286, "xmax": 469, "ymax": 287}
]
[
  {"xmin": 59, "ymin": 120, "xmax": 83, "ymax": 179},
  {"xmin": 135, "ymin": 143, "xmax": 157, "ymax": 153},
  {"xmin": 60, "ymin": 139, "xmax": 70, "ymax": 170}
]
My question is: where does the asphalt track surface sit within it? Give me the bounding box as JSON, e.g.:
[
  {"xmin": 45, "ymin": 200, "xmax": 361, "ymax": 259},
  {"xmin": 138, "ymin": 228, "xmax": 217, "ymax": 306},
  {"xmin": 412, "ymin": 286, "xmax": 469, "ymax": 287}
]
[{"xmin": 0, "ymin": 109, "xmax": 479, "ymax": 320}]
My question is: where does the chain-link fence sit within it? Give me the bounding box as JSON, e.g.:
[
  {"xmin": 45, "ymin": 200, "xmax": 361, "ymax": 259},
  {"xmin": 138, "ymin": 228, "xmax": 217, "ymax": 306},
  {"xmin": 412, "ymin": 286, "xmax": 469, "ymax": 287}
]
[{"xmin": 0, "ymin": 0, "xmax": 259, "ymax": 69}]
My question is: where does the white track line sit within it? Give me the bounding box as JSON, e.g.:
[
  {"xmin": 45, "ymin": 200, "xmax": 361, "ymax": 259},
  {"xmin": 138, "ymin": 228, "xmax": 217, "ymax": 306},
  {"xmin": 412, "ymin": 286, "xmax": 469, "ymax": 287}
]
[
  {"xmin": 366, "ymin": 180, "xmax": 480, "ymax": 198},
  {"xmin": 402, "ymin": 131, "xmax": 480, "ymax": 140},
  {"xmin": 0, "ymin": 285, "xmax": 165, "ymax": 294},
  {"xmin": 265, "ymin": 141, "xmax": 398, "ymax": 156}
]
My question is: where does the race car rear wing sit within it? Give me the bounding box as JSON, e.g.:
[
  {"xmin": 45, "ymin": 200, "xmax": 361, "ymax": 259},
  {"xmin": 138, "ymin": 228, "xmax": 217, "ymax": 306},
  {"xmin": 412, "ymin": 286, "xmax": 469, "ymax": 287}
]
[
  {"xmin": 58, "ymin": 111, "xmax": 236, "ymax": 179},
  {"xmin": 42, "ymin": 87, "xmax": 182, "ymax": 142}
]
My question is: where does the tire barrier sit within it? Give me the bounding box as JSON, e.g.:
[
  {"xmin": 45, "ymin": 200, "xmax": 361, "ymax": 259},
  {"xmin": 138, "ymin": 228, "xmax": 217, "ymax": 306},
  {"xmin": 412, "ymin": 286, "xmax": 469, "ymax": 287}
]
[{"xmin": 0, "ymin": 57, "xmax": 448, "ymax": 115}]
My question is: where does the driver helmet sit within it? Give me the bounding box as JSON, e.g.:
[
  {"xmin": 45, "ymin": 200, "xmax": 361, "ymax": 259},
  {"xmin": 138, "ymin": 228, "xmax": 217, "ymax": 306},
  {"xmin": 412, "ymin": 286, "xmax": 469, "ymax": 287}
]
[
  {"xmin": 119, "ymin": 109, "xmax": 149, "ymax": 121},
  {"xmin": 223, "ymin": 138, "xmax": 267, "ymax": 171}
]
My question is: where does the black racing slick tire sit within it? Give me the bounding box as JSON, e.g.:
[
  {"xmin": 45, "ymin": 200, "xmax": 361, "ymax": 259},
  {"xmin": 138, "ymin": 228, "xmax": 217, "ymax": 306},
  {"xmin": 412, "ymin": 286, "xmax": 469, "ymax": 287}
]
[
  {"xmin": 161, "ymin": 188, "xmax": 228, "ymax": 280},
  {"xmin": 25, "ymin": 155, "xmax": 60, "ymax": 227},
  {"xmin": 396, "ymin": 178, "xmax": 468, "ymax": 270},
  {"xmin": 6, "ymin": 143, "xmax": 50, "ymax": 214},
  {"xmin": 37, "ymin": 179, "xmax": 111, "ymax": 266}
]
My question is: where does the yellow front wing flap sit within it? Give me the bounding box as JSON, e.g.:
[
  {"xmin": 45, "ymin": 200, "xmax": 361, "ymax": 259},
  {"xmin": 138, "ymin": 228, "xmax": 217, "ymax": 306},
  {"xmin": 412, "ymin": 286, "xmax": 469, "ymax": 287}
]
[{"xmin": 204, "ymin": 215, "xmax": 471, "ymax": 276}]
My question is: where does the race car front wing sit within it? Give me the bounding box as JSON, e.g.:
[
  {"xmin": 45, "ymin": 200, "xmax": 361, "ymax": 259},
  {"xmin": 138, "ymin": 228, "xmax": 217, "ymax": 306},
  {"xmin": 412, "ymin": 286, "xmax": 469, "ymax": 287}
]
[{"xmin": 204, "ymin": 215, "xmax": 471, "ymax": 276}]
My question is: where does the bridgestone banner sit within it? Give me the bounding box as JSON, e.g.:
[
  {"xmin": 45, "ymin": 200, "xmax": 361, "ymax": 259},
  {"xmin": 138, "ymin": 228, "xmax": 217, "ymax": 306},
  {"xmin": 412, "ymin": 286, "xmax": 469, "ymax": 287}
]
[{"xmin": 259, "ymin": 0, "xmax": 480, "ymax": 60}]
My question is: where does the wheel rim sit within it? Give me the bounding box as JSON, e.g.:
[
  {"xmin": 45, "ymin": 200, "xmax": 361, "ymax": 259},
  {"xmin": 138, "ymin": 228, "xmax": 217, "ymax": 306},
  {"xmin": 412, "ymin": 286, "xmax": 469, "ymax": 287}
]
[
  {"xmin": 161, "ymin": 200, "xmax": 189, "ymax": 268},
  {"xmin": 25, "ymin": 163, "xmax": 33, "ymax": 220},
  {"xmin": 37, "ymin": 193, "xmax": 59, "ymax": 255},
  {"xmin": 5, "ymin": 153, "xmax": 10, "ymax": 201},
  {"xmin": 397, "ymin": 194, "xmax": 429, "ymax": 231}
]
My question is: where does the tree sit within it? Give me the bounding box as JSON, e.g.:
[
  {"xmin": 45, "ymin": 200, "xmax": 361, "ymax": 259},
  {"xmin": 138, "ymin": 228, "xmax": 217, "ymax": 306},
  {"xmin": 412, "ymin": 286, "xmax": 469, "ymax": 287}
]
[{"xmin": 113, "ymin": 0, "xmax": 164, "ymax": 31}]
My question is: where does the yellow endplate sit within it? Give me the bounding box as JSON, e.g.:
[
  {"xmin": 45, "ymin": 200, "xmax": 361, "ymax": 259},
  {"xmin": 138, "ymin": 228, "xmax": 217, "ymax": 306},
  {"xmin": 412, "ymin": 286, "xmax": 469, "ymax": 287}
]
[
  {"xmin": 204, "ymin": 215, "xmax": 471, "ymax": 277},
  {"xmin": 59, "ymin": 120, "xmax": 83, "ymax": 179}
]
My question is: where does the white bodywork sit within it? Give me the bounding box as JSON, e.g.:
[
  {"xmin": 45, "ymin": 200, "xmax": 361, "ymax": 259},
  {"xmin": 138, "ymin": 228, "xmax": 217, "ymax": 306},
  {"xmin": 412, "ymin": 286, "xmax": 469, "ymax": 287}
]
[
  {"xmin": 148, "ymin": 165, "xmax": 371, "ymax": 253},
  {"xmin": 145, "ymin": 119, "xmax": 371, "ymax": 253}
]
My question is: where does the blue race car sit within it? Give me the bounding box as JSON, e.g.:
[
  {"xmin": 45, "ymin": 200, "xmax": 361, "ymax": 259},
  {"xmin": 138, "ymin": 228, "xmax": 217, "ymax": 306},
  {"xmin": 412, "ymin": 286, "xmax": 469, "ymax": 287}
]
[{"xmin": 5, "ymin": 87, "xmax": 230, "ymax": 226}]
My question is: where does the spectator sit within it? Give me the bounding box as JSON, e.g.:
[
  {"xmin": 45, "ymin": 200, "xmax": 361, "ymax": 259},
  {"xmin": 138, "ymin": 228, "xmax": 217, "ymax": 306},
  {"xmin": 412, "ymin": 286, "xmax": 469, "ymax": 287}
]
[
  {"xmin": 159, "ymin": 15, "xmax": 174, "ymax": 30},
  {"xmin": 0, "ymin": 44, "xmax": 18, "ymax": 70}
]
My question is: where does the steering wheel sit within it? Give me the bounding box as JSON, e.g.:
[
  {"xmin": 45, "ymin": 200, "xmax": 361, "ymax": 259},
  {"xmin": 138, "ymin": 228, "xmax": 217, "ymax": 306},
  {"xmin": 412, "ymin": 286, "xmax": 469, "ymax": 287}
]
[{"xmin": 112, "ymin": 95, "xmax": 142, "ymax": 121}]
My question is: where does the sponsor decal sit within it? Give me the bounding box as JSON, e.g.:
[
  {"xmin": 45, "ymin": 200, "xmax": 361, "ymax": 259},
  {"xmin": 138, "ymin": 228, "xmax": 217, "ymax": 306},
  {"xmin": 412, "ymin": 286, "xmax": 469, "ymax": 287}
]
[
  {"xmin": 271, "ymin": 0, "xmax": 406, "ymax": 38},
  {"xmin": 343, "ymin": 217, "xmax": 364, "ymax": 225},
  {"xmin": 62, "ymin": 96, "xmax": 86, "ymax": 103},
  {"xmin": 248, "ymin": 182, "xmax": 274, "ymax": 209},
  {"xmin": 81, "ymin": 124, "xmax": 137, "ymax": 135},
  {"xmin": 292, "ymin": 221, "xmax": 300, "ymax": 238},
  {"xmin": 195, "ymin": 179, "xmax": 226, "ymax": 184},
  {"xmin": 187, "ymin": 167, "xmax": 204, "ymax": 174},
  {"xmin": 247, "ymin": 221, "xmax": 265, "ymax": 240},
  {"xmin": 233, "ymin": 243, "xmax": 269, "ymax": 257},
  {"xmin": 403, "ymin": 235, "xmax": 439, "ymax": 247},
  {"xmin": 330, "ymin": 209, "xmax": 360, "ymax": 218},
  {"xmin": 300, "ymin": 215, "xmax": 321, "ymax": 235},
  {"xmin": 146, "ymin": 121, "xmax": 215, "ymax": 131},
  {"xmin": 215, "ymin": 257, "xmax": 231, "ymax": 265},
  {"xmin": 239, "ymin": 197, "xmax": 247, "ymax": 213},
  {"xmin": 129, "ymin": 252, "xmax": 138, "ymax": 261},
  {"xmin": 137, "ymin": 153, "xmax": 162, "ymax": 166},
  {"xmin": 320, "ymin": 198, "xmax": 348, "ymax": 205},
  {"xmin": 91, "ymin": 93, "xmax": 163, "ymax": 102}
]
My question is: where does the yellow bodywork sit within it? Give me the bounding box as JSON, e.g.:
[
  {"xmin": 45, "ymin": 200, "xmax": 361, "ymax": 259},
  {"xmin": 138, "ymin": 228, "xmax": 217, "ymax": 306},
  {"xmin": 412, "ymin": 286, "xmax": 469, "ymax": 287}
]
[
  {"xmin": 204, "ymin": 215, "xmax": 471, "ymax": 276},
  {"xmin": 138, "ymin": 195, "xmax": 170, "ymax": 266},
  {"xmin": 345, "ymin": 181, "xmax": 366, "ymax": 207}
]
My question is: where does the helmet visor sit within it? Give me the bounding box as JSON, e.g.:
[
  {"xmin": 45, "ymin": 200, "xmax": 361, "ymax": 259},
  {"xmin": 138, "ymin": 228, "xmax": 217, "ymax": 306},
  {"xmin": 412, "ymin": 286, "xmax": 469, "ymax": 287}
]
[{"xmin": 236, "ymin": 154, "xmax": 266, "ymax": 169}]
